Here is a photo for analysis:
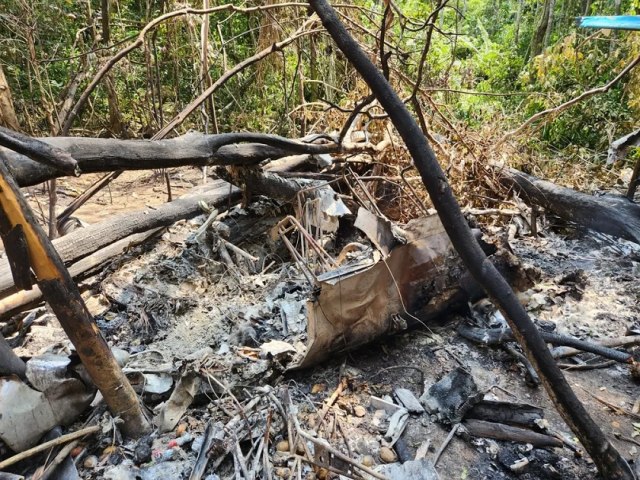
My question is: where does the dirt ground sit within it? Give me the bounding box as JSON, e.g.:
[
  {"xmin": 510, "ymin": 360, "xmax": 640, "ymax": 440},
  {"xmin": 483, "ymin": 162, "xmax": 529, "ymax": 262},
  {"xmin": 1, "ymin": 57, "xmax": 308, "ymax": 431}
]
[{"xmin": 10, "ymin": 167, "xmax": 640, "ymax": 480}]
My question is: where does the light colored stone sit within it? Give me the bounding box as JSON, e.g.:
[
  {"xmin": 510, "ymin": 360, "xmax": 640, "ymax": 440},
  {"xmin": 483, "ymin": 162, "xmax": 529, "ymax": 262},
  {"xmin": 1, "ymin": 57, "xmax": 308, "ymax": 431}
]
[
  {"xmin": 362, "ymin": 455, "xmax": 375, "ymax": 467},
  {"xmin": 379, "ymin": 446, "xmax": 397, "ymax": 463},
  {"xmin": 83, "ymin": 455, "xmax": 98, "ymax": 469},
  {"xmin": 354, "ymin": 405, "xmax": 367, "ymax": 417},
  {"xmin": 276, "ymin": 439, "xmax": 290, "ymax": 452}
]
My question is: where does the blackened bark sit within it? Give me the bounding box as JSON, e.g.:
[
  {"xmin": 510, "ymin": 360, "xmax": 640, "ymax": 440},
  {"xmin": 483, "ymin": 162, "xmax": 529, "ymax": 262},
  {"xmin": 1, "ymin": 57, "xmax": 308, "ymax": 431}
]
[{"xmin": 308, "ymin": 1, "xmax": 633, "ymax": 477}]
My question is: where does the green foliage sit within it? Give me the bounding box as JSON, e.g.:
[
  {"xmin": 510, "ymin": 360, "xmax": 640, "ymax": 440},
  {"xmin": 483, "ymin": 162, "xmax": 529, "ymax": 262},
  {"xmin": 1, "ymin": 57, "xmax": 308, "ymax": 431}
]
[{"xmin": 0, "ymin": 0, "xmax": 637, "ymax": 162}]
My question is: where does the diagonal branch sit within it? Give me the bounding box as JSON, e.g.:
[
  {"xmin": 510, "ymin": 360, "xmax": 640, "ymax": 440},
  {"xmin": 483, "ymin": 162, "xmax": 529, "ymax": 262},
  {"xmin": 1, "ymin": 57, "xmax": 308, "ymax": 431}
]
[
  {"xmin": 308, "ymin": 1, "xmax": 634, "ymax": 478},
  {"xmin": 61, "ymin": 2, "xmax": 310, "ymax": 134},
  {"xmin": 155, "ymin": 19, "xmax": 321, "ymax": 138}
]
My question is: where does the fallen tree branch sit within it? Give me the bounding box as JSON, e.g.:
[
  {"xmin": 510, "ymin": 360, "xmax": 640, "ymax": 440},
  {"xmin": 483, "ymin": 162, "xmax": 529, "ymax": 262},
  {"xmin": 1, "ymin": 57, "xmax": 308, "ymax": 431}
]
[
  {"xmin": 552, "ymin": 336, "xmax": 640, "ymax": 359},
  {"xmin": 1, "ymin": 132, "xmax": 358, "ymax": 187},
  {"xmin": 458, "ymin": 324, "xmax": 633, "ymax": 363},
  {"xmin": 0, "ymin": 157, "xmax": 310, "ymax": 299},
  {"xmin": 499, "ymin": 52, "xmax": 640, "ymax": 144},
  {"xmin": 309, "ymin": 1, "xmax": 633, "ymax": 477},
  {"xmin": 0, "ymin": 179, "xmax": 239, "ymax": 297},
  {"xmin": 60, "ymin": 3, "xmax": 311, "ymax": 133},
  {"xmin": 0, "ymin": 126, "xmax": 77, "ymax": 174},
  {"xmin": 0, "ymin": 425, "xmax": 100, "ymax": 470},
  {"xmin": 463, "ymin": 419, "xmax": 563, "ymax": 448},
  {"xmin": 0, "ymin": 228, "xmax": 163, "ymax": 319},
  {"xmin": 499, "ymin": 167, "xmax": 640, "ymax": 244}
]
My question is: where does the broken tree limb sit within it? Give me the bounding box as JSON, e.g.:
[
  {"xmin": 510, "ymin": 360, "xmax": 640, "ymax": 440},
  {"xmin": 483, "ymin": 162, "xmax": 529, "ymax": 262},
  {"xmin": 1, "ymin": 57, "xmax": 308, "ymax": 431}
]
[
  {"xmin": 608, "ymin": 127, "xmax": 640, "ymax": 165},
  {"xmin": 0, "ymin": 156, "xmax": 149, "ymax": 439},
  {"xmin": 552, "ymin": 336, "xmax": 640, "ymax": 359},
  {"xmin": 458, "ymin": 324, "xmax": 633, "ymax": 363},
  {"xmin": 0, "ymin": 126, "xmax": 78, "ymax": 174},
  {"xmin": 0, "ymin": 228, "xmax": 163, "ymax": 319},
  {"xmin": 0, "ymin": 424, "xmax": 100, "ymax": 471},
  {"xmin": 1, "ymin": 132, "xmax": 358, "ymax": 187},
  {"xmin": 499, "ymin": 167, "xmax": 640, "ymax": 244},
  {"xmin": 309, "ymin": 1, "xmax": 633, "ymax": 477},
  {"xmin": 462, "ymin": 419, "xmax": 563, "ymax": 448}
]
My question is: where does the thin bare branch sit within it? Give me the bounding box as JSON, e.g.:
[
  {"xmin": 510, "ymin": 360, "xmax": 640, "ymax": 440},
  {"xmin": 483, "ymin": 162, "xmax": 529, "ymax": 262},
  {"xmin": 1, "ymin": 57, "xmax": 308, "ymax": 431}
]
[{"xmin": 499, "ymin": 52, "xmax": 640, "ymax": 144}]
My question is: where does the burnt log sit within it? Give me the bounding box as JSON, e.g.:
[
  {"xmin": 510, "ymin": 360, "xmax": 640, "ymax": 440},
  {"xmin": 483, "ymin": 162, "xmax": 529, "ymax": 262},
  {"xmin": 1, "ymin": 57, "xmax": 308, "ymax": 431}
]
[
  {"xmin": 0, "ymin": 132, "xmax": 366, "ymax": 187},
  {"xmin": 0, "ymin": 156, "xmax": 312, "ymax": 300},
  {"xmin": 0, "ymin": 228, "xmax": 163, "ymax": 318},
  {"xmin": 0, "ymin": 179, "xmax": 240, "ymax": 298},
  {"xmin": 500, "ymin": 167, "xmax": 640, "ymax": 244}
]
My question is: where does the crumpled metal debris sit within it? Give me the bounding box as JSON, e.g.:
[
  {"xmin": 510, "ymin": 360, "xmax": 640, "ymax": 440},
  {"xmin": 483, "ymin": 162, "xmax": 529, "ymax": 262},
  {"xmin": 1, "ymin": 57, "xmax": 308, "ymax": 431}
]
[
  {"xmin": 420, "ymin": 367, "xmax": 482, "ymax": 424},
  {"xmin": 297, "ymin": 215, "xmax": 455, "ymax": 367}
]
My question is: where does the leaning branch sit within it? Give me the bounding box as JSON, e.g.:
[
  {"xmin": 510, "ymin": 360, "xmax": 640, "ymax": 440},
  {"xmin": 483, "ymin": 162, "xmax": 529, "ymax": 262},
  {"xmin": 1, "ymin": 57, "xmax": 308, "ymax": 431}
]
[
  {"xmin": 155, "ymin": 20, "xmax": 321, "ymax": 138},
  {"xmin": 309, "ymin": 1, "xmax": 633, "ymax": 478},
  {"xmin": 499, "ymin": 52, "xmax": 640, "ymax": 144}
]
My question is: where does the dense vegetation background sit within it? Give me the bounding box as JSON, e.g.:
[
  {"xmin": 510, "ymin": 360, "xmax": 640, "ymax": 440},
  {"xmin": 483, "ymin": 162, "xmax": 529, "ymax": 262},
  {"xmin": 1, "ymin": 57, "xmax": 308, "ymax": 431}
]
[{"xmin": 1, "ymin": 0, "xmax": 639, "ymax": 193}]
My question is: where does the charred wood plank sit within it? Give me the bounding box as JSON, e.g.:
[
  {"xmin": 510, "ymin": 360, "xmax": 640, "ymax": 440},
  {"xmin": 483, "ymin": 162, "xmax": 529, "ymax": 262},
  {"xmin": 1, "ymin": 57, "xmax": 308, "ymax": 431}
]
[
  {"xmin": 465, "ymin": 400, "xmax": 544, "ymax": 429},
  {"xmin": 463, "ymin": 419, "xmax": 563, "ymax": 448}
]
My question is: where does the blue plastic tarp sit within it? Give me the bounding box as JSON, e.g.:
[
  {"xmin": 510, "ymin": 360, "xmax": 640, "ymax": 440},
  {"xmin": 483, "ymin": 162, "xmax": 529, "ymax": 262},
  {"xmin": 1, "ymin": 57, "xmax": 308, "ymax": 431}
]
[{"xmin": 578, "ymin": 16, "xmax": 640, "ymax": 31}]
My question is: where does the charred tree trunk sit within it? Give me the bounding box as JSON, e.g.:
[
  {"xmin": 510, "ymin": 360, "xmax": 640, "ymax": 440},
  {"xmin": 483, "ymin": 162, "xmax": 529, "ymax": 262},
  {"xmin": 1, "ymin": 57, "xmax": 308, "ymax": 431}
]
[
  {"xmin": 0, "ymin": 132, "xmax": 351, "ymax": 187},
  {"xmin": 0, "ymin": 156, "xmax": 150, "ymax": 439},
  {"xmin": 500, "ymin": 167, "xmax": 640, "ymax": 245},
  {"xmin": 309, "ymin": 1, "xmax": 633, "ymax": 478}
]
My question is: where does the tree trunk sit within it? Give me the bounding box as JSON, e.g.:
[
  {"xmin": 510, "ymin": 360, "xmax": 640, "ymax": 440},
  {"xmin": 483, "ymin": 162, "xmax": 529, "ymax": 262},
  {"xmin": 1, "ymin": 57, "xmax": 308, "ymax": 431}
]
[
  {"xmin": 101, "ymin": 0, "xmax": 110, "ymax": 44},
  {"xmin": 0, "ymin": 179, "xmax": 240, "ymax": 298},
  {"xmin": 499, "ymin": 167, "xmax": 640, "ymax": 244},
  {"xmin": 530, "ymin": 0, "xmax": 553, "ymax": 58},
  {"xmin": 0, "ymin": 228, "xmax": 163, "ymax": 319},
  {"xmin": 515, "ymin": 0, "xmax": 524, "ymax": 45},
  {"xmin": 0, "ymin": 132, "xmax": 352, "ymax": 187},
  {"xmin": 0, "ymin": 66, "xmax": 20, "ymax": 131},
  {"xmin": 542, "ymin": 0, "xmax": 556, "ymax": 49},
  {"xmin": 309, "ymin": 1, "xmax": 634, "ymax": 477}
]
